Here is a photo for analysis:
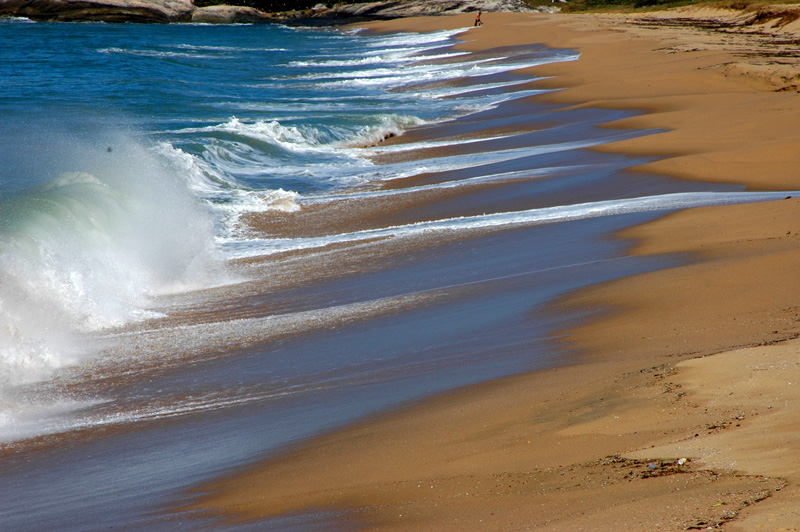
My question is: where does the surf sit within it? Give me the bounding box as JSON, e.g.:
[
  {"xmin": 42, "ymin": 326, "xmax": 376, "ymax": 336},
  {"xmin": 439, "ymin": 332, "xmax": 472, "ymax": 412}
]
[{"xmin": 0, "ymin": 123, "xmax": 224, "ymax": 435}]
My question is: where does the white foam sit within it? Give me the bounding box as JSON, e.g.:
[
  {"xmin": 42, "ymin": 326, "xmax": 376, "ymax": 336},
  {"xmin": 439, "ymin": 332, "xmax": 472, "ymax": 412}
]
[
  {"xmin": 298, "ymin": 56, "xmax": 508, "ymax": 81},
  {"xmin": 304, "ymin": 165, "xmax": 591, "ymax": 204},
  {"xmin": 289, "ymin": 49, "xmax": 470, "ymax": 68},
  {"xmin": 180, "ymin": 115, "xmax": 423, "ymax": 154},
  {"xmin": 172, "ymin": 44, "xmax": 287, "ymax": 53},
  {"xmin": 363, "ymin": 133, "xmax": 517, "ymax": 154},
  {"xmin": 0, "ymin": 397, "xmax": 105, "ymax": 444},
  {"xmin": 360, "ymin": 28, "xmax": 469, "ymax": 51},
  {"xmin": 354, "ymin": 136, "xmax": 621, "ymax": 184},
  {"xmin": 290, "ymin": 50, "xmax": 472, "ymax": 69},
  {"xmin": 0, "ymin": 16, "xmax": 35, "ymax": 23},
  {"xmin": 223, "ymin": 191, "xmax": 796, "ymax": 259},
  {"xmin": 313, "ymin": 53, "xmax": 579, "ymax": 91},
  {"xmin": 422, "ymin": 78, "xmax": 535, "ymax": 99},
  {"xmin": 97, "ymin": 47, "xmax": 220, "ymax": 59},
  {"xmin": 0, "ymin": 133, "xmax": 226, "ymax": 402}
]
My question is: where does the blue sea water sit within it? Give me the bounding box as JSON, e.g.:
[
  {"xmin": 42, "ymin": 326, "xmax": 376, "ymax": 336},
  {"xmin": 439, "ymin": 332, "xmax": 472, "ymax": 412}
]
[
  {"xmin": 0, "ymin": 19, "xmax": 535, "ymax": 401},
  {"xmin": 0, "ymin": 17, "xmax": 792, "ymax": 531}
]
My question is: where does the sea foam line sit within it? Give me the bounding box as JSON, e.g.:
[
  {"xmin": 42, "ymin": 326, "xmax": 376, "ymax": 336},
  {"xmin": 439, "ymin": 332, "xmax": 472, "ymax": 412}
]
[
  {"xmin": 289, "ymin": 51, "xmax": 471, "ymax": 68},
  {"xmin": 423, "ymin": 79, "xmax": 538, "ymax": 99},
  {"xmin": 302, "ymin": 164, "xmax": 594, "ymax": 204},
  {"xmin": 296, "ymin": 55, "xmax": 507, "ymax": 81},
  {"xmin": 363, "ymin": 133, "xmax": 518, "ymax": 154},
  {"xmin": 352, "ymin": 135, "xmax": 630, "ymax": 184},
  {"xmin": 222, "ymin": 191, "xmax": 796, "ymax": 259},
  {"xmin": 314, "ymin": 51, "xmax": 579, "ymax": 91},
  {"xmin": 362, "ymin": 27, "xmax": 470, "ymax": 49}
]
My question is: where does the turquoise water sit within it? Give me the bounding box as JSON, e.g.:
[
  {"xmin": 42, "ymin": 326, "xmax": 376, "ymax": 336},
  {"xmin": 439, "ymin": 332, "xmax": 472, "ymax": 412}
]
[{"xmin": 0, "ymin": 17, "xmax": 789, "ymax": 531}]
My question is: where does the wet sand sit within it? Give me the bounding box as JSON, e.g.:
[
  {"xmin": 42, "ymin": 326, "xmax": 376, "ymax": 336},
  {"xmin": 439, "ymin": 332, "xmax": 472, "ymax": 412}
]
[{"xmin": 191, "ymin": 8, "xmax": 800, "ymax": 530}]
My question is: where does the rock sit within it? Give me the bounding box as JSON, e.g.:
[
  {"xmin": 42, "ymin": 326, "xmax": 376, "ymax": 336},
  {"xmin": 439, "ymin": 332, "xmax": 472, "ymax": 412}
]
[
  {"xmin": 191, "ymin": 4, "xmax": 270, "ymax": 23},
  {"xmin": 0, "ymin": 0, "xmax": 541, "ymax": 24},
  {"xmin": 317, "ymin": 0, "xmax": 542, "ymax": 21},
  {"xmin": 0, "ymin": 0, "xmax": 194, "ymax": 22}
]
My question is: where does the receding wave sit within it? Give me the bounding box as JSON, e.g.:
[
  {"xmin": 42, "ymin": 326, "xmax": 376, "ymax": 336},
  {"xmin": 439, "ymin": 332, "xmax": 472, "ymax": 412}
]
[
  {"xmin": 288, "ymin": 51, "xmax": 471, "ymax": 68},
  {"xmin": 223, "ymin": 191, "xmax": 796, "ymax": 258}
]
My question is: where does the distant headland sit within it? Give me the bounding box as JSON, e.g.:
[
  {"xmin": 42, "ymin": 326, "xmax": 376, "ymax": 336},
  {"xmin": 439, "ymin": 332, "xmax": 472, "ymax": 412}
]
[{"xmin": 0, "ymin": 0, "xmax": 546, "ymax": 24}]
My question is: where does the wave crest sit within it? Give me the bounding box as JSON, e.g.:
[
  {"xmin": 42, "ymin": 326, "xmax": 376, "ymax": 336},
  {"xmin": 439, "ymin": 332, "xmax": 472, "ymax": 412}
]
[{"xmin": 0, "ymin": 131, "xmax": 224, "ymax": 392}]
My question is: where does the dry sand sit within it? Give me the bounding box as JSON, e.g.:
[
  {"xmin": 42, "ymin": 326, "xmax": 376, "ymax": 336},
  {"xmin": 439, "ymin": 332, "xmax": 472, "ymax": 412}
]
[{"xmin": 189, "ymin": 7, "xmax": 800, "ymax": 530}]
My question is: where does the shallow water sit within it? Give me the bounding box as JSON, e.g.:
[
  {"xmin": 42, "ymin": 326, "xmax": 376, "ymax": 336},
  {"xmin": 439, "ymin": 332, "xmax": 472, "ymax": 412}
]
[{"xmin": 0, "ymin": 18, "xmax": 789, "ymax": 531}]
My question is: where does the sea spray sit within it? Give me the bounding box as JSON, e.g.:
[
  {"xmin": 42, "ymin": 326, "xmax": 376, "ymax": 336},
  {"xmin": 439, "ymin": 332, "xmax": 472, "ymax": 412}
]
[{"xmin": 0, "ymin": 126, "xmax": 224, "ymax": 420}]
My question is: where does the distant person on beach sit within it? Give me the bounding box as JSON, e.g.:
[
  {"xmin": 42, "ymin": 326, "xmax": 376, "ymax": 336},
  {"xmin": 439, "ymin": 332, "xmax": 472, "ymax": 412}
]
[{"xmin": 474, "ymin": 11, "xmax": 482, "ymax": 26}]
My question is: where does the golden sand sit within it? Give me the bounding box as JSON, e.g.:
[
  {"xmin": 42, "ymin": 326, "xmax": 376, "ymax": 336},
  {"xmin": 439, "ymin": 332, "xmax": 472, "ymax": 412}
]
[{"xmin": 189, "ymin": 8, "xmax": 800, "ymax": 530}]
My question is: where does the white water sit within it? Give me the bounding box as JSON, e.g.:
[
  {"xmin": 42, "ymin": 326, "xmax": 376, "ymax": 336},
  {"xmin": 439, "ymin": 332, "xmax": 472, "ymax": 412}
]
[
  {"xmin": 0, "ymin": 131, "xmax": 225, "ymax": 433},
  {"xmin": 222, "ymin": 191, "xmax": 797, "ymax": 259}
]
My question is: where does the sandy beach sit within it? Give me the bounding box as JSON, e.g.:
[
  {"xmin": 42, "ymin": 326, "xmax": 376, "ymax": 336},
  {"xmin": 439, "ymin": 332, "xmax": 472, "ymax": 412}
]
[{"xmin": 188, "ymin": 8, "xmax": 800, "ymax": 531}]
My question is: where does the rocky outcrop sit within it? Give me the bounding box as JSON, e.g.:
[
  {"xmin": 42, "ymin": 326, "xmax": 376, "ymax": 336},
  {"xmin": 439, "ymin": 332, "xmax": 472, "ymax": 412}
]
[
  {"xmin": 319, "ymin": 0, "xmax": 540, "ymax": 19},
  {"xmin": 191, "ymin": 4, "xmax": 271, "ymax": 23},
  {"xmin": 275, "ymin": 0, "xmax": 549, "ymax": 25},
  {"xmin": 0, "ymin": 0, "xmax": 194, "ymax": 22},
  {"xmin": 0, "ymin": 0, "xmax": 541, "ymax": 23}
]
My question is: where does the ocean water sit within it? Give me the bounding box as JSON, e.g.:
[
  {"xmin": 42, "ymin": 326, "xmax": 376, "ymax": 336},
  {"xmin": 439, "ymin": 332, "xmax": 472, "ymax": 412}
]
[{"xmin": 0, "ymin": 17, "xmax": 791, "ymax": 531}]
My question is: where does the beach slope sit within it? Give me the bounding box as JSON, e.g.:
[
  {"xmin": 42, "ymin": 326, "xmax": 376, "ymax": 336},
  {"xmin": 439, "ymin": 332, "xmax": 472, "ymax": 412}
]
[{"xmin": 188, "ymin": 8, "xmax": 800, "ymax": 530}]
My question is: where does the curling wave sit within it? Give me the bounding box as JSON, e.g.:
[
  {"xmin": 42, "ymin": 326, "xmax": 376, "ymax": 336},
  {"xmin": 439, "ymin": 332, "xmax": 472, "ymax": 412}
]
[{"xmin": 0, "ymin": 131, "xmax": 223, "ymax": 393}]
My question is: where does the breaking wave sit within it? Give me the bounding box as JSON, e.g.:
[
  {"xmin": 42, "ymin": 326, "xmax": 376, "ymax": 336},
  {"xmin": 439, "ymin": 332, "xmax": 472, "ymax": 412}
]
[{"xmin": 0, "ymin": 128, "xmax": 223, "ymax": 394}]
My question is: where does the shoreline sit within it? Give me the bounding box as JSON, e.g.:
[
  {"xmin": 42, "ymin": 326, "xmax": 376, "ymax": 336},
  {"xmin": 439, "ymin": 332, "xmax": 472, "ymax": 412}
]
[{"xmin": 189, "ymin": 9, "xmax": 800, "ymax": 530}]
